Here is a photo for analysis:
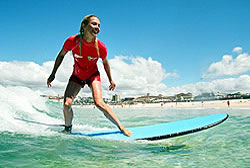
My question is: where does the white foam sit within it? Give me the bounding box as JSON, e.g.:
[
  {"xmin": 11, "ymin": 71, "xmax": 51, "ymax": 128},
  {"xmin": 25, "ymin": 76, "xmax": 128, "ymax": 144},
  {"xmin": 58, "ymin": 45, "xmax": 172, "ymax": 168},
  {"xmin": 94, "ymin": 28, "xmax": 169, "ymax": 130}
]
[
  {"xmin": 0, "ymin": 84, "xmax": 105, "ymax": 136},
  {"xmin": 73, "ymin": 123, "xmax": 113, "ymax": 132},
  {"xmin": 0, "ymin": 85, "xmax": 63, "ymax": 135}
]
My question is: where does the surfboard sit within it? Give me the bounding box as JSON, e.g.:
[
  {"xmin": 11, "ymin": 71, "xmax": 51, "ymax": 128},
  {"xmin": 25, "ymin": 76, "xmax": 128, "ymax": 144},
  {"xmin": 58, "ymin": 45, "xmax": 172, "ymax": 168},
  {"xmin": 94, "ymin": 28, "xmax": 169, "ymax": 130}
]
[{"xmin": 72, "ymin": 113, "xmax": 229, "ymax": 141}]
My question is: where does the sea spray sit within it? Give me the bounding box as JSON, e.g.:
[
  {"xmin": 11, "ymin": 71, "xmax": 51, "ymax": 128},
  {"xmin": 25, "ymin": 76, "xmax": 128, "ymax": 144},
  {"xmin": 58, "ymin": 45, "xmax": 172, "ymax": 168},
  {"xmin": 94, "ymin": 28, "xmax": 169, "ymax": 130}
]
[
  {"xmin": 0, "ymin": 84, "xmax": 112, "ymax": 135},
  {"xmin": 0, "ymin": 85, "xmax": 62, "ymax": 135}
]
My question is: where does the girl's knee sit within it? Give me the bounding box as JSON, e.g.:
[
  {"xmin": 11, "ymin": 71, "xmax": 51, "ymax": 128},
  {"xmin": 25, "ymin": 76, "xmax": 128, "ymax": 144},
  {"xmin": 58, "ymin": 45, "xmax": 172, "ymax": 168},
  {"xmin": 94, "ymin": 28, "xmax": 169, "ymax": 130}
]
[{"xmin": 94, "ymin": 99, "xmax": 105, "ymax": 109}]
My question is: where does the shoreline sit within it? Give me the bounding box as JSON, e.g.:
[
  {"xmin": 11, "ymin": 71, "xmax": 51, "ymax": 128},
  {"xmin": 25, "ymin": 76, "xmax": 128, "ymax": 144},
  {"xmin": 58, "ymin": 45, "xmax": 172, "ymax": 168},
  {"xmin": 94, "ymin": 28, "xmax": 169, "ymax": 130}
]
[{"xmin": 72, "ymin": 99, "xmax": 250, "ymax": 109}]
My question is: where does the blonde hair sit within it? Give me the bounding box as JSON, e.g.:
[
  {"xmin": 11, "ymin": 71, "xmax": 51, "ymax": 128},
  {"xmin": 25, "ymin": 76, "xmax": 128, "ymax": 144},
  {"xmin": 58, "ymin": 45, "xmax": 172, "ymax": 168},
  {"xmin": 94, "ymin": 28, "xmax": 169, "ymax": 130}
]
[{"xmin": 79, "ymin": 15, "xmax": 100, "ymax": 57}]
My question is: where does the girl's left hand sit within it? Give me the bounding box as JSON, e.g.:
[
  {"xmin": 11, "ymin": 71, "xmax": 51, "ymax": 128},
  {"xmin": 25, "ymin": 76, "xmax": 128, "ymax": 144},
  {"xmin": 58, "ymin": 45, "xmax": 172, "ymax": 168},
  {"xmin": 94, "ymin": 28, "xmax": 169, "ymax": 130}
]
[{"xmin": 109, "ymin": 81, "xmax": 116, "ymax": 91}]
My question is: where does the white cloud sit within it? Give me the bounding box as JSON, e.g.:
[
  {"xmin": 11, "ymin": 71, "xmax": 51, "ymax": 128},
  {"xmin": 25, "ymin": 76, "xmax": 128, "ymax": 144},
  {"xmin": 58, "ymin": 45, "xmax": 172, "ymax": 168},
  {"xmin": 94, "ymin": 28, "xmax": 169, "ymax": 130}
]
[
  {"xmin": 0, "ymin": 55, "xmax": 177, "ymax": 97},
  {"xmin": 202, "ymin": 48, "xmax": 250, "ymax": 78},
  {"xmin": 1, "ymin": 53, "xmax": 250, "ymax": 98},
  {"xmin": 98, "ymin": 56, "xmax": 177, "ymax": 97},
  {"xmin": 165, "ymin": 75, "xmax": 250, "ymax": 96},
  {"xmin": 0, "ymin": 61, "xmax": 48, "ymax": 87},
  {"xmin": 232, "ymin": 47, "xmax": 243, "ymax": 53},
  {"xmin": 0, "ymin": 53, "xmax": 74, "ymax": 95}
]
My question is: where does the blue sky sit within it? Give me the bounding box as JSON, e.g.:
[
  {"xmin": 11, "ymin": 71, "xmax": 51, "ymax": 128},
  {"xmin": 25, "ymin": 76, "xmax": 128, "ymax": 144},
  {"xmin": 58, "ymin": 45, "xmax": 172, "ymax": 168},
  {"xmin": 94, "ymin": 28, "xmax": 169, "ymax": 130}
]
[{"xmin": 1, "ymin": 0, "xmax": 250, "ymax": 96}]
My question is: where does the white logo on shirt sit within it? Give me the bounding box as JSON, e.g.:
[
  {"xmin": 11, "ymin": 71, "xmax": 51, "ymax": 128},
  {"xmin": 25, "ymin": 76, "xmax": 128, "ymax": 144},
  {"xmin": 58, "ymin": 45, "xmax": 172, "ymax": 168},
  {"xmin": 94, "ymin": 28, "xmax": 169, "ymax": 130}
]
[{"xmin": 74, "ymin": 54, "xmax": 83, "ymax": 59}]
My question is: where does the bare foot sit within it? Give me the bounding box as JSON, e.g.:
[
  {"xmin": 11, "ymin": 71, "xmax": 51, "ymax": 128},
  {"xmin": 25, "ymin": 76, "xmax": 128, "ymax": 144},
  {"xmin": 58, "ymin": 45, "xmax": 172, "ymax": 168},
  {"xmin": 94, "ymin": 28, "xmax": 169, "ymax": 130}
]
[{"xmin": 121, "ymin": 128, "xmax": 133, "ymax": 137}]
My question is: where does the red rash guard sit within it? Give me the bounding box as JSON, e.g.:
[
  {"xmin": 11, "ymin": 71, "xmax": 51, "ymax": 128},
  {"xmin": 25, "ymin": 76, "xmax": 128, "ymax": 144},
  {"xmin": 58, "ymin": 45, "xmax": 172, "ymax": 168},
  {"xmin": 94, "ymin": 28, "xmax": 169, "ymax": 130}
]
[{"xmin": 63, "ymin": 34, "xmax": 107, "ymax": 80}]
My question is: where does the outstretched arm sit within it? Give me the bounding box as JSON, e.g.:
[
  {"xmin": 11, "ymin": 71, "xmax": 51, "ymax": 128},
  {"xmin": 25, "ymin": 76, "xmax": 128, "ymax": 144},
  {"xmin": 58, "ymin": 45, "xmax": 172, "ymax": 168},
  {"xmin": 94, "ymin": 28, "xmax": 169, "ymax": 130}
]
[
  {"xmin": 47, "ymin": 49, "xmax": 67, "ymax": 87},
  {"xmin": 102, "ymin": 58, "xmax": 116, "ymax": 91}
]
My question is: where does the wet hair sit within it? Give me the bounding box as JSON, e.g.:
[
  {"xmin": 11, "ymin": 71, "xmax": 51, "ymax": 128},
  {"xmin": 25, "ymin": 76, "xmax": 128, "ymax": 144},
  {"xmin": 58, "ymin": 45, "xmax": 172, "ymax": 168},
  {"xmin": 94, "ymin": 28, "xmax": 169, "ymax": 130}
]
[{"xmin": 79, "ymin": 15, "xmax": 100, "ymax": 57}]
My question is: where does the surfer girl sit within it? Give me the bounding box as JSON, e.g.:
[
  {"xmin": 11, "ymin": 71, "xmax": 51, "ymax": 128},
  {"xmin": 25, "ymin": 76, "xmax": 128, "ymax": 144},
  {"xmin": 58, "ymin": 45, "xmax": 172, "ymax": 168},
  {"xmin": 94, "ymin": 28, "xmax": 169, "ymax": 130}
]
[{"xmin": 47, "ymin": 14, "xmax": 132, "ymax": 136}]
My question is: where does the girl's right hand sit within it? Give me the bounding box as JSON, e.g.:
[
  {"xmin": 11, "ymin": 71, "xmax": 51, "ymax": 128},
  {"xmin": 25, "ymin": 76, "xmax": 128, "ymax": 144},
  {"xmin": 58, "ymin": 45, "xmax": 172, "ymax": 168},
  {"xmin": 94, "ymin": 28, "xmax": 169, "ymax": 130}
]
[{"xmin": 47, "ymin": 74, "xmax": 55, "ymax": 88}]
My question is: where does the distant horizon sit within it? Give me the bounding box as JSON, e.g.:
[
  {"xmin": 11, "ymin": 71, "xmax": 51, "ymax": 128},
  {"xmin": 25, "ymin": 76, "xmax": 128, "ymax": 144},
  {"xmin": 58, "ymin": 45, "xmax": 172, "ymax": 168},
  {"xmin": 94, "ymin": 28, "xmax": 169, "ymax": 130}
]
[{"xmin": 43, "ymin": 90, "xmax": 250, "ymax": 99}]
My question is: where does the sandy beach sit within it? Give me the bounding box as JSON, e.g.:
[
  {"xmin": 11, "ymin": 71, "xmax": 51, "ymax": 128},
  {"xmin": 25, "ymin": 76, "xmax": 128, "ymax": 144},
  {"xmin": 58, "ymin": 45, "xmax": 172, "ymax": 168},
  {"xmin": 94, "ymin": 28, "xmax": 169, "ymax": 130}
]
[{"xmin": 74, "ymin": 99, "xmax": 250, "ymax": 109}]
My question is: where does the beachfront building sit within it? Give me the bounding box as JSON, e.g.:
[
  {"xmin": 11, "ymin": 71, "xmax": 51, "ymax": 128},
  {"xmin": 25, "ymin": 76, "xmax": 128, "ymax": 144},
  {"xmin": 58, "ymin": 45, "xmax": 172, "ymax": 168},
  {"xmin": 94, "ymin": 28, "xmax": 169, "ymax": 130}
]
[
  {"xmin": 194, "ymin": 92, "xmax": 216, "ymax": 101},
  {"xmin": 227, "ymin": 92, "xmax": 242, "ymax": 99},
  {"xmin": 112, "ymin": 94, "xmax": 120, "ymax": 103},
  {"xmin": 175, "ymin": 93, "xmax": 193, "ymax": 102},
  {"xmin": 133, "ymin": 94, "xmax": 172, "ymax": 104}
]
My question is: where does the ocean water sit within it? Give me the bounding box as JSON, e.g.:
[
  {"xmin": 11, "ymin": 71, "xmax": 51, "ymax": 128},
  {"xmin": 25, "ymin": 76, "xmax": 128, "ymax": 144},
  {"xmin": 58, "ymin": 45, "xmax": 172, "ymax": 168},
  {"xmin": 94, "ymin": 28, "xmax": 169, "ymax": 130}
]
[{"xmin": 0, "ymin": 85, "xmax": 249, "ymax": 168}]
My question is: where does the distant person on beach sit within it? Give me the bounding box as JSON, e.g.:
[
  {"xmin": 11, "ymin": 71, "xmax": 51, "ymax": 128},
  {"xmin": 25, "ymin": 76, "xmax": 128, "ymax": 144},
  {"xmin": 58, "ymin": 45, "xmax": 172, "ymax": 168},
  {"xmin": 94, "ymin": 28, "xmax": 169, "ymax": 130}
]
[
  {"xmin": 47, "ymin": 14, "xmax": 132, "ymax": 136},
  {"xmin": 227, "ymin": 100, "xmax": 230, "ymax": 107}
]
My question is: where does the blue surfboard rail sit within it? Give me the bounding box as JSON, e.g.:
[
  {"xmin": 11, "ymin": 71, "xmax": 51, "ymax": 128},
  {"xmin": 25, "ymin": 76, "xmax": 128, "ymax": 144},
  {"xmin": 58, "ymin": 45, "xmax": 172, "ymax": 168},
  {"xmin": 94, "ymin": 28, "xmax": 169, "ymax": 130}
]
[
  {"xmin": 138, "ymin": 113, "xmax": 229, "ymax": 141},
  {"xmin": 71, "ymin": 113, "xmax": 229, "ymax": 141}
]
